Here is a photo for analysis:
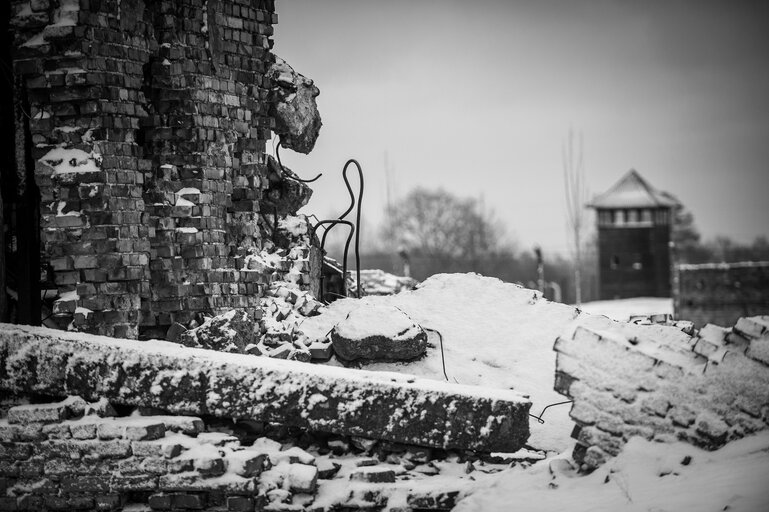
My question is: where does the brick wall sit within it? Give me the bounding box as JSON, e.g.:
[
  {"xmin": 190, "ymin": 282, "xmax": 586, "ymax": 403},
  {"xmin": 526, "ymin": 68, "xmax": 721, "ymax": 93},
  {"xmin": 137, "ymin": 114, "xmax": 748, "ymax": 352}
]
[
  {"xmin": 553, "ymin": 315, "xmax": 769, "ymax": 471},
  {"xmin": 0, "ymin": 396, "xmax": 284, "ymax": 511},
  {"xmin": 9, "ymin": 0, "xmax": 317, "ymax": 339},
  {"xmin": 675, "ymin": 261, "xmax": 769, "ymax": 328}
]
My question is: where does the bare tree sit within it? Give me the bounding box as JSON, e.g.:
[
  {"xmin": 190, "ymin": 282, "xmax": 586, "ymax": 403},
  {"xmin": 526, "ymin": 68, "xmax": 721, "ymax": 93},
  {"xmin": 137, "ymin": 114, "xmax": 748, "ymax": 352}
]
[
  {"xmin": 563, "ymin": 129, "xmax": 588, "ymax": 305},
  {"xmin": 381, "ymin": 188, "xmax": 503, "ymax": 265}
]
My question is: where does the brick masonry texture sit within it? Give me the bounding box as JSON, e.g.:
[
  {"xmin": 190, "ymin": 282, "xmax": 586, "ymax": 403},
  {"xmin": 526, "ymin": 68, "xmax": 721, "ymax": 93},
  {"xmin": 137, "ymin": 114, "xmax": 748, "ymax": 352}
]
[
  {"xmin": 675, "ymin": 261, "xmax": 769, "ymax": 328},
  {"xmin": 10, "ymin": 0, "xmax": 317, "ymax": 340},
  {"xmin": 0, "ymin": 323, "xmax": 532, "ymax": 453},
  {"xmin": 0, "ymin": 397, "xmax": 270, "ymax": 511},
  {"xmin": 553, "ymin": 314, "xmax": 769, "ymax": 471}
]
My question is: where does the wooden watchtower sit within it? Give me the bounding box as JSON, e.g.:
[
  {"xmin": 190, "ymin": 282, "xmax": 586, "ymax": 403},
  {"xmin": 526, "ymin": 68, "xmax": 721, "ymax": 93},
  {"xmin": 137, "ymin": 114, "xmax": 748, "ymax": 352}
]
[{"xmin": 588, "ymin": 170, "xmax": 680, "ymax": 299}]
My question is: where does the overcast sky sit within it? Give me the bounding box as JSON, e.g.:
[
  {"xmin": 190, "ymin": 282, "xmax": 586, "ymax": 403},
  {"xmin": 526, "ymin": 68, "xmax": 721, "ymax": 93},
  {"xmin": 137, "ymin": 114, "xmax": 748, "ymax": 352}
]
[{"xmin": 273, "ymin": 0, "xmax": 768, "ymax": 255}]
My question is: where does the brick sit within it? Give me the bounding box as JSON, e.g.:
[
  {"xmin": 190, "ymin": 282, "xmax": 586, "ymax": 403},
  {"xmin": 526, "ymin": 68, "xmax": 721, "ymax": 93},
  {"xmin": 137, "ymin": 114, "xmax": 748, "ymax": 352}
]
[
  {"xmin": 8, "ymin": 404, "xmax": 67, "ymax": 425},
  {"xmin": 125, "ymin": 422, "xmax": 166, "ymax": 441},
  {"xmin": 349, "ymin": 467, "xmax": 394, "ymax": 484},
  {"xmin": 148, "ymin": 493, "xmax": 172, "ymax": 510},
  {"xmin": 227, "ymin": 496, "xmax": 254, "ymax": 512},
  {"xmin": 71, "ymin": 423, "xmax": 98, "ymax": 440},
  {"xmin": 0, "ymin": 443, "xmax": 32, "ymax": 460},
  {"xmin": 80, "ymin": 439, "xmax": 132, "ymax": 459},
  {"xmin": 110, "ymin": 473, "xmax": 158, "ymax": 491},
  {"xmin": 171, "ymin": 493, "xmax": 205, "ymax": 509},
  {"xmin": 60, "ymin": 475, "xmax": 110, "ymax": 493}
]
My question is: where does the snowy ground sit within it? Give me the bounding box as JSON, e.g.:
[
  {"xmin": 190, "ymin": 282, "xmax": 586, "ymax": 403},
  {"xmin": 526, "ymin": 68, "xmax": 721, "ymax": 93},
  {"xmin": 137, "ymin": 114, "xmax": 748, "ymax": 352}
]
[
  {"xmin": 579, "ymin": 297, "xmax": 673, "ymax": 322},
  {"xmin": 299, "ymin": 275, "xmax": 769, "ymax": 510},
  {"xmin": 302, "ymin": 274, "xmax": 678, "ymax": 453},
  {"xmin": 301, "ymin": 273, "xmax": 582, "ymax": 452},
  {"xmin": 457, "ymin": 431, "xmax": 769, "ymax": 512}
]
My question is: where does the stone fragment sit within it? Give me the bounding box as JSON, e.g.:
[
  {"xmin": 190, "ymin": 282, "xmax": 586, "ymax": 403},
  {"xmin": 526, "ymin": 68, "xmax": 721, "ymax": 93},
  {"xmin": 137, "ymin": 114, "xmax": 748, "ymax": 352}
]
[
  {"xmin": 287, "ymin": 463, "xmax": 318, "ymax": 493},
  {"xmin": 228, "ymin": 450, "xmax": 270, "ymax": 478},
  {"xmin": 280, "ymin": 446, "xmax": 315, "ymax": 465},
  {"xmin": 735, "ymin": 316, "xmax": 769, "ymax": 340},
  {"xmin": 316, "ymin": 459, "xmax": 341, "ymax": 479},
  {"xmin": 41, "ymin": 423, "xmax": 71, "ymax": 439},
  {"xmin": 267, "ymin": 56, "xmax": 322, "ymax": 154},
  {"xmin": 695, "ymin": 412, "xmax": 729, "ymax": 446},
  {"xmin": 640, "ymin": 396, "xmax": 671, "ymax": 417},
  {"xmin": 350, "ymin": 466, "xmax": 396, "ymax": 483},
  {"xmin": 351, "ymin": 436, "xmax": 377, "ymax": 453},
  {"xmin": 407, "ymin": 490, "xmax": 461, "ymax": 511},
  {"xmin": 125, "ymin": 422, "xmax": 166, "ymax": 441},
  {"xmin": 179, "ymin": 310, "xmax": 256, "ymax": 353},
  {"xmin": 330, "ymin": 304, "xmax": 427, "ymax": 362},
  {"xmin": 70, "ymin": 423, "xmax": 98, "ymax": 440},
  {"xmin": 309, "ymin": 340, "xmax": 333, "ymax": 361},
  {"xmin": 8, "ymin": 402, "xmax": 68, "ymax": 424}
]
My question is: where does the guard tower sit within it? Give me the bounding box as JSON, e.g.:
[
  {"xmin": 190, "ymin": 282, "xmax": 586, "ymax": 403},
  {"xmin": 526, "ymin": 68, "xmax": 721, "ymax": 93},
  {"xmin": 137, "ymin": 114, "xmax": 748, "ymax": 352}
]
[{"xmin": 588, "ymin": 169, "xmax": 680, "ymax": 299}]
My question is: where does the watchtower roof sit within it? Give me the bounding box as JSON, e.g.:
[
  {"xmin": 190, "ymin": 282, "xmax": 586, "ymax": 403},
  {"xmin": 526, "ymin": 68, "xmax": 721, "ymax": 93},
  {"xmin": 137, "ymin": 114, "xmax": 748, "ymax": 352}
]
[{"xmin": 588, "ymin": 169, "xmax": 680, "ymax": 209}]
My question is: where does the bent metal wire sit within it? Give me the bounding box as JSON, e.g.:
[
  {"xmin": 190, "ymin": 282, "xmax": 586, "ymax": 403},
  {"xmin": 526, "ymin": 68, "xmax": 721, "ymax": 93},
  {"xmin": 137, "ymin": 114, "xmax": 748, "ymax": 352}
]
[
  {"xmin": 271, "ymin": 137, "xmax": 364, "ymax": 300},
  {"xmin": 312, "ymin": 159, "xmax": 364, "ymax": 301}
]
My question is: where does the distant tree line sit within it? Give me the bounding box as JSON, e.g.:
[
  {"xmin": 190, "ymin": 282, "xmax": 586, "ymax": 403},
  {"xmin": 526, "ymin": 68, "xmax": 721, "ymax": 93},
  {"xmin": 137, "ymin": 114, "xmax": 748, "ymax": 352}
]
[
  {"xmin": 322, "ymin": 188, "xmax": 766, "ymax": 304},
  {"xmin": 673, "ymin": 207, "xmax": 769, "ymax": 264},
  {"xmin": 325, "ymin": 187, "xmax": 598, "ymax": 304}
]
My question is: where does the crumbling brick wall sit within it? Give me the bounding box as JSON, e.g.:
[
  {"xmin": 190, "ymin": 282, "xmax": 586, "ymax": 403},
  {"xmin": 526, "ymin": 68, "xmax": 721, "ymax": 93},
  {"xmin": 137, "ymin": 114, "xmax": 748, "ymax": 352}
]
[
  {"xmin": 554, "ymin": 315, "xmax": 769, "ymax": 471},
  {"xmin": 675, "ymin": 261, "xmax": 769, "ymax": 328},
  {"xmin": 9, "ymin": 0, "xmax": 318, "ymax": 340},
  {"xmin": 0, "ymin": 322, "xmax": 532, "ymax": 510},
  {"xmin": 0, "ymin": 398, "xmax": 269, "ymax": 511}
]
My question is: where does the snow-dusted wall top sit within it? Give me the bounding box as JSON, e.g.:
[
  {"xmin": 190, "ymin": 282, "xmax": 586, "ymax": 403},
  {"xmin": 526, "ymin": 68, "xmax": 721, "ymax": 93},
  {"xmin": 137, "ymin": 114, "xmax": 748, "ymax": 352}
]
[{"xmin": 0, "ymin": 323, "xmax": 532, "ymax": 453}]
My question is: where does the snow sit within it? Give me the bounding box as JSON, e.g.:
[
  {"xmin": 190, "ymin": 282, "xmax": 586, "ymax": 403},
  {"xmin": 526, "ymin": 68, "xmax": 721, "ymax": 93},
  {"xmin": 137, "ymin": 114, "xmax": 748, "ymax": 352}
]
[
  {"xmin": 58, "ymin": 290, "xmax": 79, "ymax": 302},
  {"xmin": 579, "ymin": 297, "xmax": 673, "ymax": 322},
  {"xmin": 300, "ymin": 275, "xmax": 704, "ymax": 453},
  {"xmin": 55, "ymin": 201, "xmax": 81, "ymax": 217},
  {"xmin": 39, "ymin": 147, "xmax": 102, "ymax": 174},
  {"xmin": 278, "ymin": 215, "xmax": 309, "ymax": 236},
  {"xmin": 177, "ymin": 187, "xmax": 201, "ymax": 195},
  {"xmin": 300, "ymin": 273, "xmax": 584, "ymax": 451},
  {"xmin": 334, "ymin": 304, "xmax": 421, "ymax": 341},
  {"xmin": 455, "ymin": 432, "xmax": 769, "ymax": 512}
]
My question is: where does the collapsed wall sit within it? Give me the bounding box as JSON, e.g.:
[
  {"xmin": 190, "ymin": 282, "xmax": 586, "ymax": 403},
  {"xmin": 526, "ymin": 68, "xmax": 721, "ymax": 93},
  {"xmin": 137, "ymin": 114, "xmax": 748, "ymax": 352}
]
[
  {"xmin": 8, "ymin": 0, "xmax": 320, "ymax": 340},
  {"xmin": 0, "ymin": 322, "xmax": 531, "ymax": 510},
  {"xmin": 0, "ymin": 323, "xmax": 531, "ymax": 452},
  {"xmin": 554, "ymin": 314, "xmax": 769, "ymax": 470},
  {"xmin": 675, "ymin": 261, "xmax": 769, "ymax": 328}
]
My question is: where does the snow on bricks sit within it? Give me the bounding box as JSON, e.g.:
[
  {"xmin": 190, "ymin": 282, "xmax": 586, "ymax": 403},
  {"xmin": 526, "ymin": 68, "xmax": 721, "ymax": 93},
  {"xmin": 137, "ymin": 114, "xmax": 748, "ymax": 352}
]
[
  {"xmin": 554, "ymin": 314, "xmax": 769, "ymax": 471},
  {"xmin": 0, "ymin": 323, "xmax": 531, "ymax": 453},
  {"xmin": 0, "ymin": 396, "xmax": 313, "ymax": 511}
]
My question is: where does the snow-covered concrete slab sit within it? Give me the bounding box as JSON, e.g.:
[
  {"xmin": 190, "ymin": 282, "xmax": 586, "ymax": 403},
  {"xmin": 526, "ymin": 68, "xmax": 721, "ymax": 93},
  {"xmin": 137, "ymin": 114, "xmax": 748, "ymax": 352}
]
[{"xmin": 0, "ymin": 323, "xmax": 531, "ymax": 452}]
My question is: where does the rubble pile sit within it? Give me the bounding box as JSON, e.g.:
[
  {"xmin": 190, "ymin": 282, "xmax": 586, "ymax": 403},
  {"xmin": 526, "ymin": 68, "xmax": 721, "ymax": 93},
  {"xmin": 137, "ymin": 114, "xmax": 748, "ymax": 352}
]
[
  {"xmin": 0, "ymin": 396, "xmax": 539, "ymax": 512},
  {"xmin": 176, "ymin": 213, "xmax": 326, "ymax": 361},
  {"xmin": 348, "ymin": 269, "xmax": 419, "ymax": 297},
  {"xmin": 554, "ymin": 314, "xmax": 769, "ymax": 470}
]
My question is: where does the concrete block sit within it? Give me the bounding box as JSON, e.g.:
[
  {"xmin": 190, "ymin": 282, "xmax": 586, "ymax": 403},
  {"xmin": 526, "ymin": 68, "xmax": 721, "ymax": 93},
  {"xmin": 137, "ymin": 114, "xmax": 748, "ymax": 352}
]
[{"xmin": 0, "ymin": 323, "xmax": 530, "ymax": 453}]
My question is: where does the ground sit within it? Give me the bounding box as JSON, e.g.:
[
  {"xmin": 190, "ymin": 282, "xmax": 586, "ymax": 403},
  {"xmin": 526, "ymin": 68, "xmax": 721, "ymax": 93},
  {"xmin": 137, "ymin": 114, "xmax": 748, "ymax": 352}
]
[{"xmin": 300, "ymin": 274, "xmax": 769, "ymax": 510}]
